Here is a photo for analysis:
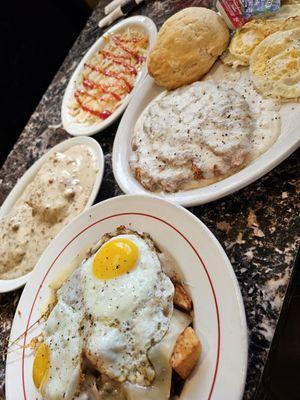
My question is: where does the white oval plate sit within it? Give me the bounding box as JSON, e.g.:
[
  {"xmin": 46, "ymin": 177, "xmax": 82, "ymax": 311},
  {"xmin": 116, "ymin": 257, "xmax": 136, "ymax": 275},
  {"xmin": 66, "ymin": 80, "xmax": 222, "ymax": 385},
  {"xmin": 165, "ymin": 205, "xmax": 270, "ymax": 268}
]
[
  {"xmin": 112, "ymin": 65, "xmax": 300, "ymax": 207},
  {"xmin": 0, "ymin": 136, "xmax": 104, "ymax": 293},
  {"xmin": 6, "ymin": 195, "xmax": 247, "ymax": 400},
  {"xmin": 61, "ymin": 16, "xmax": 157, "ymax": 136}
]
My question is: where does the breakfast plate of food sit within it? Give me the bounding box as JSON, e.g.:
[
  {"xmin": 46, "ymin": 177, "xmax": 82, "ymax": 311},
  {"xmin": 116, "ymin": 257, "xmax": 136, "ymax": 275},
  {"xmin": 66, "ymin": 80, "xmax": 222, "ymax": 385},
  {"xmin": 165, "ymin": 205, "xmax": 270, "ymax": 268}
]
[
  {"xmin": 112, "ymin": 6, "xmax": 300, "ymax": 206},
  {"xmin": 61, "ymin": 15, "xmax": 157, "ymax": 136},
  {"xmin": 0, "ymin": 136, "xmax": 104, "ymax": 293},
  {"xmin": 5, "ymin": 195, "xmax": 247, "ymax": 400}
]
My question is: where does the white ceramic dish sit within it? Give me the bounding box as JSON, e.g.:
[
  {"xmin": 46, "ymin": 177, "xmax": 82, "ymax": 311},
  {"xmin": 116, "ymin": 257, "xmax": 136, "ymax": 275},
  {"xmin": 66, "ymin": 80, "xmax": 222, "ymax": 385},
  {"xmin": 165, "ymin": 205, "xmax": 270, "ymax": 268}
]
[
  {"xmin": 0, "ymin": 136, "xmax": 104, "ymax": 293},
  {"xmin": 6, "ymin": 195, "xmax": 248, "ymax": 400},
  {"xmin": 61, "ymin": 15, "xmax": 157, "ymax": 136},
  {"xmin": 112, "ymin": 64, "xmax": 300, "ymax": 207}
]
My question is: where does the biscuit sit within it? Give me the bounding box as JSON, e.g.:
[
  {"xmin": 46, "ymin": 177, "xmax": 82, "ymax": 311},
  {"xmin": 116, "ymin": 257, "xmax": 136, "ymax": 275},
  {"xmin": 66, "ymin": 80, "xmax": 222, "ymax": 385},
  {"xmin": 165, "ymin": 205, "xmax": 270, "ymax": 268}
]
[{"xmin": 147, "ymin": 7, "xmax": 229, "ymax": 89}]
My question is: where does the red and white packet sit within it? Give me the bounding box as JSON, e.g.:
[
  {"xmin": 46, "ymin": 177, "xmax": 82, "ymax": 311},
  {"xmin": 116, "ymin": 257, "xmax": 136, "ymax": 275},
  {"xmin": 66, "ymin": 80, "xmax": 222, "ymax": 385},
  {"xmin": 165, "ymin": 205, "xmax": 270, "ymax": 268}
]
[
  {"xmin": 217, "ymin": 0, "xmax": 281, "ymax": 29},
  {"xmin": 216, "ymin": 0, "xmax": 248, "ymax": 29}
]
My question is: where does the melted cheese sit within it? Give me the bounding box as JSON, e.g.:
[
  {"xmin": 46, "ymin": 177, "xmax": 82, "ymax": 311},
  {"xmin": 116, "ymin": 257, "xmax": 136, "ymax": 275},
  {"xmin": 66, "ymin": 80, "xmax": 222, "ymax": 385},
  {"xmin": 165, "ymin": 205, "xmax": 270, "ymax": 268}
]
[{"xmin": 124, "ymin": 310, "xmax": 192, "ymax": 400}]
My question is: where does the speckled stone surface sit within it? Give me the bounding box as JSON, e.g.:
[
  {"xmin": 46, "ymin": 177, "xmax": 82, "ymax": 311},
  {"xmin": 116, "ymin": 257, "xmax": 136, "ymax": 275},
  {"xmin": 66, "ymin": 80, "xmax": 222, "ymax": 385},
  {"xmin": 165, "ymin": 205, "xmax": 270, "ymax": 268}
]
[{"xmin": 0, "ymin": 1, "xmax": 299, "ymax": 399}]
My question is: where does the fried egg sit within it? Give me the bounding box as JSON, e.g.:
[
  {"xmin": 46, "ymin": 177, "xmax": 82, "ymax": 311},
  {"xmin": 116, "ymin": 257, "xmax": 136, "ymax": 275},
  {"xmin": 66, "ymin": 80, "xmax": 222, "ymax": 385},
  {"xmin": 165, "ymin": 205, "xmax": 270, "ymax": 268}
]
[
  {"xmin": 81, "ymin": 234, "xmax": 174, "ymax": 385},
  {"xmin": 250, "ymin": 28, "xmax": 300, "ymax": 99},
  {"xmin": 124, "ymin": 309, "xmax": 192, "ymax": 399},
  {"xmin": 33, "ymin": 229, "xmax": 177, "ymax": 399},
  {"xmin": 32, "ymin": 301, "xmax": 83, "ymax": 400},
  {"xmin": 222, "ymin": 15, "xmax": 300, "ymax": 68}
]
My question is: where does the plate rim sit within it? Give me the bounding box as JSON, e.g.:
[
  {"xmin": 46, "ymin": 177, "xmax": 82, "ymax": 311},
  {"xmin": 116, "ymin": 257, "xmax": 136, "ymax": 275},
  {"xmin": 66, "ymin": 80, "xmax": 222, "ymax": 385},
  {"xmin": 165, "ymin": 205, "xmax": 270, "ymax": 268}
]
[
  {"xmin": 61, "ymin": 15, "xmax": 157, "ymax": 136},
  {"xmin": 0, "ymin": 136, "xmax": 104, "ymax": 293},
  {"xmin": 112, "ymin": 75, "xmax": 300, "ymax": 207},
  {"xmin": 6, "ymin": 194, "xmax": 248, "ymax": 400}
]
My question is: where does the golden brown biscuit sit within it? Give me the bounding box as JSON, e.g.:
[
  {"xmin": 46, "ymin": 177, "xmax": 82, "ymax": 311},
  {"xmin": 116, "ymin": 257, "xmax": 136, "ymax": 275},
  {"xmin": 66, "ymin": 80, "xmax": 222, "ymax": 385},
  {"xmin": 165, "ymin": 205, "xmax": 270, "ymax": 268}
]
[{"xmin": 147, "ymin": 7, "xmax": 230, "ymax": 89}]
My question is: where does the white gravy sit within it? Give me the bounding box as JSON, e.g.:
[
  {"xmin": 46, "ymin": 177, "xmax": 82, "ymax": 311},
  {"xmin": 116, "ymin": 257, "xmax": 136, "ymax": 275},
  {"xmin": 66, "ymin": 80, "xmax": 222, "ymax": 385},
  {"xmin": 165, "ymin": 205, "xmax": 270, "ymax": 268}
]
[{"xmin": 0, "ymin": 145, "xmax": 98, "ymax": 279}]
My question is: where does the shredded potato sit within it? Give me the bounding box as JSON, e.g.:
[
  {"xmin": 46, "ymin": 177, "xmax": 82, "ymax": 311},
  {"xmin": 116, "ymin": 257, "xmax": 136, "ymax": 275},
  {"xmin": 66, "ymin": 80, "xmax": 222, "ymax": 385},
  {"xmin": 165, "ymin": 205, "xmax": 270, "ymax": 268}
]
[{"xmin": 68, "ymin": 28, "xmax": 148, "ymax": 125}]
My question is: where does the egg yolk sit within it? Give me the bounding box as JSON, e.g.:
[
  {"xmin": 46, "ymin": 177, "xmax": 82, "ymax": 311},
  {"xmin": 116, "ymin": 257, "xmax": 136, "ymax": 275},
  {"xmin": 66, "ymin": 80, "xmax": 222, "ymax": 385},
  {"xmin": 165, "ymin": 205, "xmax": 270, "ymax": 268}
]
[
  {"xmin": 93, "ymin": 238, "xmax": 138, "ymax": 280},
  {"xmin": 32, "ymin": 342, "xmax": 50, "ymax": 389}
]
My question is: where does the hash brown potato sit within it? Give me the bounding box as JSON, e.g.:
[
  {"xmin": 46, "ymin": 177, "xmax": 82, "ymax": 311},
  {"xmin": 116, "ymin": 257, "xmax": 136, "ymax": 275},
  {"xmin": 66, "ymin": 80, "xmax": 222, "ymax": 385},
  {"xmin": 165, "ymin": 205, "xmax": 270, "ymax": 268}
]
[
  {"xmin": 173, "ymin": 282, "xmax": 193, "ymax": 312},
  {"xmin": 171, "ymin": 327, "xmax": 202, "ymax": 379}
]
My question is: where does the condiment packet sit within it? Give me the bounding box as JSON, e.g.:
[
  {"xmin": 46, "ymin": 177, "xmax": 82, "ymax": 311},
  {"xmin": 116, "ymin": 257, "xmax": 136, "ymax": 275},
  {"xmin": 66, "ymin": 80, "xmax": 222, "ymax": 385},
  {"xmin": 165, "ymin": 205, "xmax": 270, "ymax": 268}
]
[
  {"xmin": 244, "ymin": 0, "xmax": 281, "ymax": 18},
  {"xmin": 216, "ymin": 0, "xmax": 247, "ymax": 29},
  {"xmin": 216, "ymin": 0, "xmax": 281, "ymax": 29}
]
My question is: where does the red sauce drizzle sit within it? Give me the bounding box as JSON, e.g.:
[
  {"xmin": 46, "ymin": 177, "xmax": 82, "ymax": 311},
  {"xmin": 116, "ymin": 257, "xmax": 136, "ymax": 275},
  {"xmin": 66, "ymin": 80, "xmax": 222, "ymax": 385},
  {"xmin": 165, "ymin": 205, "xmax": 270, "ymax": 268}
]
[
  {"xmin": 137, "ymin": 55, "xmax": 146, "ymax": 64},
  {"xmin": 82, "ymin": 78, "xmax": 121, "ymax": 101},
  {"xmin": 114, "ymin": 35, "xmax": 143, "ymax": 44},
  {"xmin": 112, "ymin": 36, "xmax": 142, "ymax": 63},
  {"xmin": 74, "ymin": 91, "xmax": 112, "ymax": 120},
  {"xmin": 86, "ymin": 63, "xmax": 133, "ymax": 92},
  {"xmin": 100, "ymin": 51, "xmax": 137, "ymax": 75},
  {"xmin": 76, "ymin": 88, "xmax": 118, "ymax": 103},
  {"xmin": 100, "ymin": 51, "xmax": 131, "ymax": 61},
  {"xmin": 75, "ymin": 33, "xmax": 146, "ymax": 120}
]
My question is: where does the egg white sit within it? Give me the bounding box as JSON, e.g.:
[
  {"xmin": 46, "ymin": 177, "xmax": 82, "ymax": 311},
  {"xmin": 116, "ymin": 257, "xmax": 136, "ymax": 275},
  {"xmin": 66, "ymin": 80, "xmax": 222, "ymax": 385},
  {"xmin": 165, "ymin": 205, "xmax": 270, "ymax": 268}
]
[
  {"xmin": 81, "ymin": 234, "xmax": 166, "ymax": 322},
  {"xmin": 124, "ymin": 309, "xmax": 192, "ymax": 399},
  {"xmin": 40, "ymin": 300, "xmax": 83, "ymax": 400},
  {"xmin": 81, "ymin": 234, "xmax": 174, "ymax": 385},
  {"xmin": 37, "ymin": 233, "xmax": 177, "ymax": 399}
]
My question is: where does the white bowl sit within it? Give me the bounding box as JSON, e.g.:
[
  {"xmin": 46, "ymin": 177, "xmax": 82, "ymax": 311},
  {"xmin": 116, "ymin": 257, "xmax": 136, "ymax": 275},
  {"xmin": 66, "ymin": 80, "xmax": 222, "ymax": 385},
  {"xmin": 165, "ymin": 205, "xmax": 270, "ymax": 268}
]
[
  {"xmin": 61, "ymin": 15, "xmax": 157, "ymax": 136},
  {"xmin": 112, "ymin": 67, "xmax": 300, "ymax": 207},
  {"xmin": 0, "ymin": 136, "xmax": 104, "ymax": 293},
  {"xmin": 6, "ymin": 195, "xmax": 247, "ymax": 400}
]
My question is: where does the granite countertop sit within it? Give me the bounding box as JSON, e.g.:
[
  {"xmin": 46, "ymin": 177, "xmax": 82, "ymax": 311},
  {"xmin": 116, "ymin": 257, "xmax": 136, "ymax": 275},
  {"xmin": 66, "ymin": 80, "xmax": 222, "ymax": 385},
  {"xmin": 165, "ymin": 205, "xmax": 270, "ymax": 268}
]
[{"xmin": 0, "ymin": 0, "xmax": 299, "ymax": 399}]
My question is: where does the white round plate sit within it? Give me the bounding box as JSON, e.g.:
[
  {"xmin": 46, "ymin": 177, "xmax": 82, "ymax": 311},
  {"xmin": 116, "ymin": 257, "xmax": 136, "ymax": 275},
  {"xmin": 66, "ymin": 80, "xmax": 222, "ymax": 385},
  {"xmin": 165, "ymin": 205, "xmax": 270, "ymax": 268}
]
[
  {"xmin": 61, "ymin": 16, "xmax": 157, "ymax": 136},
  {"xmin": 112, "ymin": 65, "xmax": 300, "ymax": 207},
  {"xmin": 0, "ymin": 136, "xmax": 104, "ymax": 293},
  {"xmin": 6, "ymin": 195, "xmax": 247, "ymax": 400}
]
